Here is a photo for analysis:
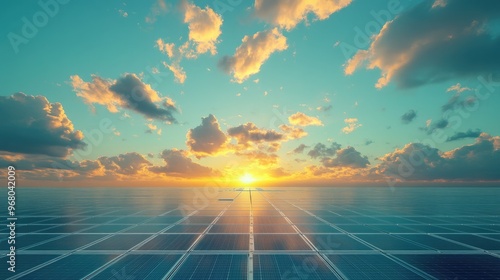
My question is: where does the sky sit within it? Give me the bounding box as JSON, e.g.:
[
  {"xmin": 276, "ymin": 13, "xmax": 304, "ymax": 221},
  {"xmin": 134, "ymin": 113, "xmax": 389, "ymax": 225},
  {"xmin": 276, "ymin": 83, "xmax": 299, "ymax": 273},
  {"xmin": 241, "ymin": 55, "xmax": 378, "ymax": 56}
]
[{"xmin": 1, "ymin": 0, "xmax": 500, "ymax": 187}]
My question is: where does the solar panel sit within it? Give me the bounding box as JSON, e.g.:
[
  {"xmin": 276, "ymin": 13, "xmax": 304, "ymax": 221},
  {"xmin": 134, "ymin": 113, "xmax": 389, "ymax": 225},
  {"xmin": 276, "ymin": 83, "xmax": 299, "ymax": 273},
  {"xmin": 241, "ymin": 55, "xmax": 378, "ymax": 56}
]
[
  {"xmin": 171, "ymin": 255, "xmax": 247, "ymax": 279},
  {"xmin": 3, "ymin": 187, "xmax": 499, "ymax": 278},
  {"xmin": 84, "ymin": 234, "xmax": 151, "ymax": 250},
  {"xmin": 29, "ymin": 234, "xmax": 107, "ymax": 250},
  {"xmin": 138, "ymin": 234, "xmax": 199, "ymax": 251},
  {"xmin": 306, "ymin": 234, "xmax": 373, "ymax": 251},
  {"xmin": 355, "ymin": 234, "xmax": 429, "ymax": 251},
  {"xmin": 326, "ymin": 254, "xmax": 423, "ymax": 279},
  {"xmin": 194, "ymin": 234, "xmax": 249, "ymax": 250},
  {"xmin": 253, "ymin": 254, "xmax": 340, "ymax": 279},
  {"xmin": 396, "ymin": 254, "xmax": 500, "ymax": 279},
  {"xmin": 16, "ymin": 254, "xmax": 119, "ymax": 280},
  {"xmin": 254, "ymin": 234, "xmax": 311, "ymax": 250},
  {"xmin": 91, "ymin": 254, "xmax": 182, "ymax": 279}
]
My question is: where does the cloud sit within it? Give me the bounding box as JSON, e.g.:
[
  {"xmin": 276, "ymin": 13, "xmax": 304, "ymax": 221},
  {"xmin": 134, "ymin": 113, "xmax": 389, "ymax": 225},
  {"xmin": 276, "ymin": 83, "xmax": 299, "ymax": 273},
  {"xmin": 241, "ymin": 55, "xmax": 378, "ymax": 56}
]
[
  {"xmin": 316, "ymin": 104, "xmax": 332, "ymax": 112},
  {"xmin": 267, "ymin": 167, "xmax": 290, "ymax": 177},
  {"xmin": 377, "ymin": 134, "xmax": 500, "ymax": 181},
  {"xmin": 288, "ymin": 112, "xmax": 323, "ymax": 126},
  {"xmin": 0, "ymin": 93, "xmax": 85, "ymax": 157},
  {"xmin": 156, "ymin": 1, "xmax": 222, "ymax": 83},
  {"xmin": 345, "ymin": 1, "xmax": 500, "ymax": 88},
  {"xmin": 182, "ymin": 0, "xmax": 223, "ymax": 55},
  {"xmin": 228, "ymin": 122, "xmax": 284, "ymax": 146},
  {"xmin": 279, "ymin": 124, "xmax": 307, "ymax": 139},
  {"xmin": 0, "ymin": 152, "xmax": 152, "ymax": 180},
  {"xmin": 447, "ymin": 83, "xmax": 472, "ymax": 93},
  {"xmin": 254, "ymin": 0, "xmax": 352, "ymax": 30},
  {"xmin": 219, "ymin": 28, "xmax": 288, "ymax": 83},
  {"xmin": 71, "ymin": 74, "xmax": 177, "ymax": 123},
  {"xmin": 307, "ymin": 142, "xmax": 341, "ymax": 159},
  {"xmin": 446, "ymin": 129, "xmax": 482, "ymax": 142},
  {"xmin": 441, "ymin": 92, "xmax": 477, "ymax": 112},
  {"xmin": 292, "ymin": 143, "xmax": 308, "ymax": 154},
  {"xmin": 145, "ymin": 123, "xmax": 162, "ymax": 135},
  {"xmin": 97, "ymin": 152, "xmax": 152, "ymax": 175},
  {"xmin": 342, "ymin": 118, "xmax": 361, "ymax": 134},
  {"xmin": 149, "ymin": 149, "xmax": 217, "ymax": 177},
  {"xmin": 163, "ymin": 62, "xmax": 187, "ymax": 84},
  {"xmin": 235, "ymin": 150, "xmax": 278, "ymax": 166},
  {"xmin": 186, "ymin": 114, "xmax": 228, "ymax": 158},
  {"xmin": 424, "ymin": 118, "xmax": 448, "ymax": 135},
  {"xmin": 146, "ymin": 0, "xmax": 168, "ymax": 23},
  {"xmin": 401, "ymin": 109, "xmax": 417, "ymax": 124},
  {"xmin": 321, "ymin": 146, "xmax": 370, "ymax": 168}
]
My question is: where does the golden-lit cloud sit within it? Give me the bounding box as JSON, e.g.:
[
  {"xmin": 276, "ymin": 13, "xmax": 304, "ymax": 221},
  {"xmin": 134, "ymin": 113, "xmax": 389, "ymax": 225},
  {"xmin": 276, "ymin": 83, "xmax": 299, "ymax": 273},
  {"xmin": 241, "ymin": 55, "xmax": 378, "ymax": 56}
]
[
  {"xmin": 149, "ymin": 149, "xmax": 218, "ymax": 178},
  {"xmin": 163, "ymin": 62, "xmax": 187, "ymax": 84},
  {"xmin": 156, "ymin": 1, "xmax": 222, "ymax": 83},
  {"xmin": 219, "ymin": 28, "xmax": 288, "ymax": 83},
  {"xmin": 279, "ymin": 125, "xmax": 307, "ymax": 139},
  {"xmin": 254, "ymin": 0, "xmax": 352, "ymax": 30},
  {"xmin": 342, "ymin": 118, "xmax": 361, "ymax": 134},
  {"xmin": 71, "ymin": 73, "xmax": 177, "ymax": 123},
  {"xmin": 182, "ymin": 0, "xmax": 223, "ymax": 55},
  {"xmin": 288, "ymin": 112, "xmax": 323, "ymax": 126},
  {"xmin": 186, "ymin": 114, "xmax": 228, "ymax": 158},
  {"xmin": 145, "ymin": 0, "xmax": 168, "ymax": 23},
  {"xmin": 344, "ymin": 1, "xmax": 500, "ymax": 88},
  {"xmin": 0, "ymin": 93, "xmax": 85, "ymax": 157}
]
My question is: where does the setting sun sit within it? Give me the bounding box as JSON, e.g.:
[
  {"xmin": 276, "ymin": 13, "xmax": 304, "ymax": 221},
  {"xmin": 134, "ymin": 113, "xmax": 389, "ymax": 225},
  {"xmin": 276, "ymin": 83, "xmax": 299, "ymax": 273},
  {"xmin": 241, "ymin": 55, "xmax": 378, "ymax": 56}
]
[{"xmin": 240, "ymin": 173, "xmax": 256, "ymax": 184}]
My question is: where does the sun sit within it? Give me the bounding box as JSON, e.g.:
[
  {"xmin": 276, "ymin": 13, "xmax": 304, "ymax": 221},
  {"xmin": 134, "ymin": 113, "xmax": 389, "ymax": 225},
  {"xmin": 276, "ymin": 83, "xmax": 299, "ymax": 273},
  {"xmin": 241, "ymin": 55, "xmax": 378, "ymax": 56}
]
[{"xmin": 240, "ymin": 173, "xmax": 256, "ymax": 184}]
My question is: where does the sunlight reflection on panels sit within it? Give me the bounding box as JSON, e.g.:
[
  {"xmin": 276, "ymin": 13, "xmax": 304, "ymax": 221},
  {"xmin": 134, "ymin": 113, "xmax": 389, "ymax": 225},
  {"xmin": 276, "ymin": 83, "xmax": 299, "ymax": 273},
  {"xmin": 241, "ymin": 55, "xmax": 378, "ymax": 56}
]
[
  {"xmin": 215, "ymin": 215, "xmax": 249, "ymax": 224},
  {"xmin": 179, "ymin": 216, "xmax": 217, "ymax": 224},
  {"xmin": 254, "ymin": 234, "xmax": 310, "ymax": 251},
  {"xmin": 253, "ymin": 216, "xmax": 289, "ymax": 224},
  {"xmin": 194, "ymin": 234, "xmax": 249, "ymax": 250},
  {"xmin": 253, "ymin": 224, "xmax": 296, "ymax": 233},
  {"xmin": 295, "ymin": 224, "xmax": 341, "ymax": 234},
  {"xmin": 209, "ymin": 224, "xmax": 249, "ymax": 233}
]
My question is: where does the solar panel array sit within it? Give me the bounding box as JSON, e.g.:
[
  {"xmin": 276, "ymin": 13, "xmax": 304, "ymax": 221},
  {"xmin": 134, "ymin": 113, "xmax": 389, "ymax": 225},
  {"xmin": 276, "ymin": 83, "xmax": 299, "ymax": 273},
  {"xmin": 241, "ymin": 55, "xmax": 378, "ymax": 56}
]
[{"xmin": 0, "ymin": 187, "xmax": 499, "ymax": 279}]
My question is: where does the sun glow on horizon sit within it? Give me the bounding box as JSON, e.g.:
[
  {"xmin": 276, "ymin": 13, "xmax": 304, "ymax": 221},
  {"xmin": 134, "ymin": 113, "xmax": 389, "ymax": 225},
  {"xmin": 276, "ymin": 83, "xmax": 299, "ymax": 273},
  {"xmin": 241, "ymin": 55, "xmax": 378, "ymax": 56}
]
[{"xmin": 240, "ymin": 173, "xmax": 256, "ymax": 185}]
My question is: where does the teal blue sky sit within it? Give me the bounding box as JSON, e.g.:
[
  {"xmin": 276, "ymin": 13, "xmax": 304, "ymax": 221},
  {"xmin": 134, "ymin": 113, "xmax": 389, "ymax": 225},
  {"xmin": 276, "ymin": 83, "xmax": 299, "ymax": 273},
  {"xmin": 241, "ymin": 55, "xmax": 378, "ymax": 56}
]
[{"xmin": 1, "ymin": 0, "xmax": 500, "ymax": 186}]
